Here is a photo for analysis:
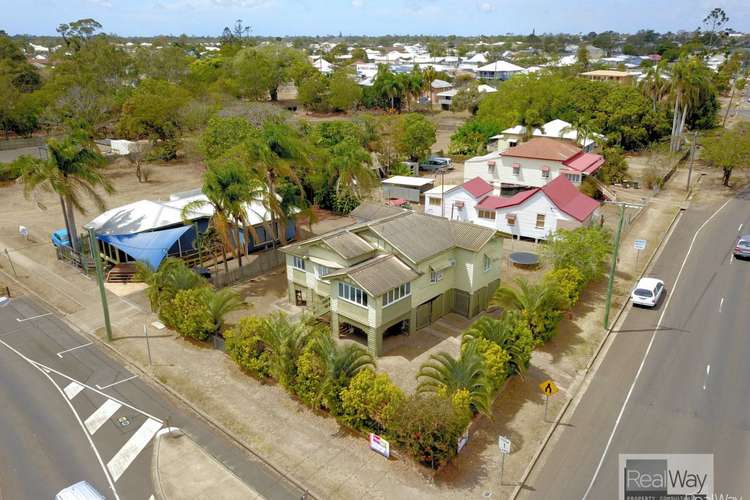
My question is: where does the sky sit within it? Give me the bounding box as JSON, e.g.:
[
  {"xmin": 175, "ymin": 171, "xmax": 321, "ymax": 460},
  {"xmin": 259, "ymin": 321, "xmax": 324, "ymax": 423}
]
[{"xmin": 2, "ymin": 0, "xmax": 750, "ymax": 37}]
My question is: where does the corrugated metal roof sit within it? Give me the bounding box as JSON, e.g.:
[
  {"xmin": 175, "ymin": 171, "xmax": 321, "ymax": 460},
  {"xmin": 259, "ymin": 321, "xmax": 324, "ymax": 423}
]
[
  {"xmin": 369, "ymin": 213, "xmax": 496, "ymax": 263},
  {"xmin": 350, "ymin": 203, "xmax": 407, "ymax": 222},
  {"xmin": 329, "ymin": 254, "xmax": 419, "ymax": 297},
  {"xmin": 322, "ymin": 232, "xmax": 374, "ymax": 260}
]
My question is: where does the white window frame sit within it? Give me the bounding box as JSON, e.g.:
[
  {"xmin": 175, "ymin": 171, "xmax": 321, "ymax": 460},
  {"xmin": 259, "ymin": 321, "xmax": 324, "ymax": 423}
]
[
  {"xmin": 338, "ymin": 282, "xmax": 368, "ymax": 307},
  {"xmin": 483, "ymin": 254, "xmax": 491, "ymax": 272},
  {"xmin": 564, "ymin": 172, "xmax": 581, "ymax": 183},
  {"xmin": 429, "ymin": 197, "xmax": 442, "ymax": 207},
  {"xmin": 315, "ymin": 263, "xmax": 332, "ymax": 281},
  {"xmin": 382, "ymin": 282, "xmax": 411, "ymax": 307},
  {"xmin": 536, "ymin": 213, "xmax": 546, "ymax": 229},
  {"xmin": 541, "ymin": 167, "xmax": 551, "ymax": 179},
  {"xmin": 292, "ymin": 256, "xmax": 305, "ymax": 270},
  {"xmin": 430, "ymin": 270, "xmax": 444, "ymax": 283}
]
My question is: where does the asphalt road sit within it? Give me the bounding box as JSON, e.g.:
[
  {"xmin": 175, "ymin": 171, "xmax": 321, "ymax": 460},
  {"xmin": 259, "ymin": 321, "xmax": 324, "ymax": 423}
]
[
  {"xmin": 0, "ymin": 296, "xmax": 305, "ymax": 500},
  {"xmin": 520, "ymin": 188, "xmax": 750, "ymax": 499}
]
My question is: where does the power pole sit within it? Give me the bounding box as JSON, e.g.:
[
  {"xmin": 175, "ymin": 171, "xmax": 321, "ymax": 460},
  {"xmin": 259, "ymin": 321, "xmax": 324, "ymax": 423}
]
[
  {"xmin": 603, "ymin": 200, "xmax": 646, "ymax": 329},
  {"xmin": 86, "ymin": 225, "xmax": 113, "ymax": 342}
]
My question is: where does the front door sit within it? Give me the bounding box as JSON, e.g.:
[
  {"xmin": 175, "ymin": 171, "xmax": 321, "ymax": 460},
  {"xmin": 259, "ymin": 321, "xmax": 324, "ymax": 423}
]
[{"xmin": 294, "ymin": 289, "xmax": 307, "ymax": 306}]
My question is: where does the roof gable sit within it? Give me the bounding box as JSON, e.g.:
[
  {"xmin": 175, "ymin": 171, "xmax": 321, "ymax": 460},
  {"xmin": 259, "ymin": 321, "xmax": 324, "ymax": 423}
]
[
  {"xmin": 459, "ymin": 177, "xmax": 494, "ymax": 198},
  {"xmin": 476, "ymin": 189, "xmax": 539, "ymax": 210},
  {"xmin": 541, "ymin": 176, "xmax": 600, "ymax": 222},
  {"xmin": 500, "ymin": 137, "xmax": 581, "ymax": 162}
]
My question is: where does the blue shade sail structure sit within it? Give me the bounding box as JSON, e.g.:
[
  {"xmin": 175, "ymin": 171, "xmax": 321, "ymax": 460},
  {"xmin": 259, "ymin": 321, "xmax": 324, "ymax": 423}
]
[{"xmin": 98, "ymin": 226, "xmax": 191, "ymax": 270}]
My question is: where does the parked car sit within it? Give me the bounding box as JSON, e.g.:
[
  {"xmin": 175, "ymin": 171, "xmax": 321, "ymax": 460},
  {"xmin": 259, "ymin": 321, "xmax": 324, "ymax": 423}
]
[
  {"xmin": 51, "ymin": 228, "xmax": 70, "ymax": 248},
  {"xmin": 631, "ymin": 277, "xmax": 665, "ymax": 307},
  {"xmin": 55, "ymin": 481, "xmax": 106, "ymax": 500},
  {"xmin": 419, "ymin": 157, "xmax": 453, "ymax": 171},
  {"xmin": 734, "ymin": 234, "xmax": 750, "ymax": 259}
]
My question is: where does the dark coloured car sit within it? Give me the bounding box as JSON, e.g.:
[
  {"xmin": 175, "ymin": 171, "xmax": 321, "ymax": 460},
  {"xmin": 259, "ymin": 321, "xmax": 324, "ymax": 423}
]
[{"xmin": 734, "ymin": 234, "xmax": 750, "ymax": 259}]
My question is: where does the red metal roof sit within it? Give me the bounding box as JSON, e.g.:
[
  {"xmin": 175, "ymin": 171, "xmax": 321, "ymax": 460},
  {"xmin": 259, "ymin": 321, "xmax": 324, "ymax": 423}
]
[
  {"xmin": 541, "ymin": 176, "xmax": 600, "ymax": 222},
  {"xmin": 460, "ymin": 177, "xmax": 494, "ymax": 198},
  {"xmin": 501, "ymin": 137, "xmax": 581, "ymax": 161},
  {"xmin": 563, "ymin": 152, "xmax": 605, "ymax": 174},
  {"xmin": 476, "ymin": 189, "xmax": 539, "ymax": 210}
]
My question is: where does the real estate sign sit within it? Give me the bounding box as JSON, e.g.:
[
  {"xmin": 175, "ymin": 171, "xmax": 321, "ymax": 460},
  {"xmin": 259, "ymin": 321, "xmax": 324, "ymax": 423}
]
[{"xmin": 369, "ymin": 433, "xmax": 390, "ymax": 458}]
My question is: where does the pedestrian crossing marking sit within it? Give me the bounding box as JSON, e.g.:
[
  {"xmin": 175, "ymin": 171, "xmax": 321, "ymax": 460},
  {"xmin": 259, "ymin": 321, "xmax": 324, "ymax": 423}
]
[
  {"xmin": 63, "ymin": 381, "xmax": 84, "ymax": 400},
  {"xmin": 85, "ymin": 399, "xmax": 122, "ymax": 435},
  {"xmin": 107, "ymin": 418, "xmax": 162, "ymax": 482}
]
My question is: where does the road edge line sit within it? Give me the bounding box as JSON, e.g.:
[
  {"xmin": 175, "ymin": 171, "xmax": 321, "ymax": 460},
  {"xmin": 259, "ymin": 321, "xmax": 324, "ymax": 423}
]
[
  {"xmin": 0, "ymin": 270, "xmax": 318, "ymax": 500},
  {"xmin": 509, "ymin": 204, "xmax": 685, "ymax": 500}
]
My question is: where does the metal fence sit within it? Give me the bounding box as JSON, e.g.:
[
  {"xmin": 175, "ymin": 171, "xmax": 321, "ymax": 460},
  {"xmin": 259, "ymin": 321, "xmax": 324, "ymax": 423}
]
[{"xmin": 210, "ymin": 249, "xmax": 285, "ymax": 289}]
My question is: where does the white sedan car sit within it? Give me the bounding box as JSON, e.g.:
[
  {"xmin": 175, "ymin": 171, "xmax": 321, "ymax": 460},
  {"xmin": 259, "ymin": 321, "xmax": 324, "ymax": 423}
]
[{"xmin": 631, "ymin": 277, "xmax": 666, "ymax": 307}]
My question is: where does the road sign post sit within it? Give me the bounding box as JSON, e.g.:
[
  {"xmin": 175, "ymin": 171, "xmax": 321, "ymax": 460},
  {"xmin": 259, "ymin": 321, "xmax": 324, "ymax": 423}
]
[
  {"xmin": 539, "ymin": 380, "xmax": 558, "ymax": 422},
  {"xmin": 144, "ymin": 324, "xmax": 152, "ymax": 366},
  {"xmin": 498, "ymin": 436, "xmax": 511, "ymax": 484},
  {"xmin": 634, "ymin": 239, "xmax": 647, "ymax": 269}
]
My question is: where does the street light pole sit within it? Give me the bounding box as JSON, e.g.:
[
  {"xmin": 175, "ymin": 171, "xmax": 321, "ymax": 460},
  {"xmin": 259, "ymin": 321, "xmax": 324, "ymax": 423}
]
[
  {"xmin": 687, "ymin": 131, "xmax": 697, "ymax": 192},
  {"xmin": 86, "ymin": 225, "xmax": 113, "ymax": 342},
  {"xmin": 603, "ymin": 200, "xmax": 645, "ymax": 329}
]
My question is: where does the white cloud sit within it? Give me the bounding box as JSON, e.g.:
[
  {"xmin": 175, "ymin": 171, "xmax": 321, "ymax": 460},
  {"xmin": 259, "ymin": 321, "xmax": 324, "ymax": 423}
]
[
  {"xmin": 351, "ymin": 0, "xmax": 364, "ymax": 7},
  {"xmin": 210, "ymin": 0, "xmax": 271, "ymax": 7},
  {"xmin": 478, "ymin": 1, "xmax": 496, "ymax": 12}
]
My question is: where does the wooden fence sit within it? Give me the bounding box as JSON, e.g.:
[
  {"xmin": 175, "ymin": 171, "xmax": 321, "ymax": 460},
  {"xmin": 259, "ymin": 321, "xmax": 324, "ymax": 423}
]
[{"xmin": 210, "ymin": 249, "xmax": 286, "ymax": 289}]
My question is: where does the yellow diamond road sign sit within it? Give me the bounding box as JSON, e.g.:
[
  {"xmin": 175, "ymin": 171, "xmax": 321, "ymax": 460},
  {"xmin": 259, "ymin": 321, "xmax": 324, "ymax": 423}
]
[{"xmin": 539, "ymin": 380, "xmax": 558, "ymax": 396}]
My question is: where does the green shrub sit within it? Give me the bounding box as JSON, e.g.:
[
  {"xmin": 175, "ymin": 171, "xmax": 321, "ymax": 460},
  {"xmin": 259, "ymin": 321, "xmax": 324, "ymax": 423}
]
[
  {"xmin": 463, "ymin": 313, "xmax": 535, "ymax": 377},
  {"xmin": 294, "ymin": 344, "xmax": 327, "ymax": 408},
  {"xmin": 523, "ymin": 308, "xmax": 563, "ymax": 343},
  {"xmin": 224, "ymin": 316, "xmax": 271, "ymax": 378},
  {"xmin": 468, "ymin": 337, "xmax": 510, "ymax": 392},
  {"xmin": 391, "ymin": 394, "xmax": 469, "ymax": 469},
  {"xmin": 340, "ymin": 368, "xmax": 405, "ymax": 433},
  {"xmin": 544, "ymin": 266, "xmax": 586, "ymax": 310},
  {"xmin": 546, "ymin": 226, "xmax": 612, "ymax": 282},
  {"xmin": 166, "ymin": 287, "xmax": 214, "ymax": 341}
]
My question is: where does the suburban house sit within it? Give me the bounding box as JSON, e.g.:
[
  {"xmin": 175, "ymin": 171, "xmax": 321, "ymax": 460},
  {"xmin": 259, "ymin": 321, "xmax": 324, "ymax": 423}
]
[
  {"xmin": 281, "ymin": 208, "xmax": 503, "ymax": 356},
  {"xmin": 423, "ymin": 184, "xmax": 458, "ymax": 217},
  {"xmin": 430, "ymin": 79, "xmax": 454, "ymax": 105},
  {"xmin": 463, "ymin": 137, "xmax": 604, "ymax": 190},
  {"xmin": 436, "ymin": 84, "xmax": 497, "ymax": 110},
  {"xmin": 489, "ymin": 119, "xmax": 602, "ymax": 152},
  {"xmin": 87, "ymin": 188, "xmax": 295, "ymax": 272},
  {"xmin": 428, "ymin": 176, "xmax": 600, "ymax": 241},
  {"xmin": 477, "ymin": 60, "xmax": 524, "ymax": 80},
  {"xmin": 580, "ymin": 69, "xmax": 635, "ymax": 84}
]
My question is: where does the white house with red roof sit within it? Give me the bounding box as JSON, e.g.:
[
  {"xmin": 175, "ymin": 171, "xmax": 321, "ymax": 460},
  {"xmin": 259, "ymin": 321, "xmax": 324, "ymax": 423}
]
[
  {"xmin": 464, "ymin": 137, "xmax": 604, "ymax": 190},
  {"xmin": 429, "ymin": 176, "xmax": 600, "ymax": 241}
]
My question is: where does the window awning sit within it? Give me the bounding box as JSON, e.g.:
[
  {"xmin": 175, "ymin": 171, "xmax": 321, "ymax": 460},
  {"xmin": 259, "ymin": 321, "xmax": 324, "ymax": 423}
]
[
  {"xmin": 98, "ymin": 226, "xmax": 191, "ymax": 270},
  {"xmin": 541, "ymin": 166, "xmax": 550, "ymax": 172},
  {"xmin": 430, "ymin": 258, "xmax": 455, "ymax": 272},
  {"xmin": 309, "ymin": 256, "xmax": 343, "ymax": 269}
]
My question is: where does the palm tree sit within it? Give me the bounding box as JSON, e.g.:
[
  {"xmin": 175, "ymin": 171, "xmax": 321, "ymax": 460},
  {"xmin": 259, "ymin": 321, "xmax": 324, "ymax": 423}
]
[
  {"xmin": 260, "ymin": 313, "xmax": 316, "ymax": 388},
  {"xmin": 313, "ymin": 334, "xmax": 374, "ymax": 410},
  {"xmin": 240, "ymin": 120, "xmax": 318, "ymax": 246},
  {"xmin": 416, "ymin": 343, "xmax": 492, "ymax": 415},
  {"xmin": 640, "ymin": 61, "xmax": 669, "ymax": 112},
  {"xmin": 137, "ymin": 257, "xmax": 206, "ymax": 313},
  {"xmin": 206, "ymin": 288, "xmax": 245, "ymax": 333},
  {"xmin": 10, "ymin": 134, "xmax": 113, "ymax": 253},
  {"xmin": 329, "ymin": 137, "xmax": 377, "ymax": 199},
  {"xmin": 668, "ymin": 57, "xmax": 709, "ymax": 152},
  {"xmin": 561, "ymin": 115, "xmax": 597, "ymax": 149},
  {"xmin": 491, "ymin": 277, "xmax": 561, "ymax": 314},
  {"xmin": 462, "ymin": 316, "xmax": 532, "ymax": 377}
]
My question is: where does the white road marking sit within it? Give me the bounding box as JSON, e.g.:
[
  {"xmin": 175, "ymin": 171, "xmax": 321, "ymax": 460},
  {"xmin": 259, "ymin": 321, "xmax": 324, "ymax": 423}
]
[
  {"xmin": 63, "ymin": 381, "xmax": 84, "ymax": 400},
  {"xmin": 85, "ymin": 399, "xmax": 122, "ymax": 435},
  {"xmin": 96, "ymin": 375, "xmax": 138, "ymax": 390},
  {"xmin": 107, "ymin": 418, "xmax": 162, "ymax": 482},
  {"xmin": 703, "ymin": 364, "xmax": 711, "ymax": 390},
  {"xmin": 0, "ymin": 338, "xmax": 122, "ymax": 500},
  {"xmin": 739, "ymin": 223, "xmax": 743, "ymax": 232},
  {"xmin": 582, "ymin": 198, "xmax": 733, "ymax": 500},
  {"xmin": 730, "ymin": 254, "xmax": 735, "ymax": 264},
  {"xmin": 57, "ymin": 342, "xmax": 93, "ymax": 358},
  {"xmin": 719, "ymin": 297, "xmax": 724, "ymax": 313},
  {"xmin": 15, "ymin": 312, "xmax": 52, "ymax": 322}
]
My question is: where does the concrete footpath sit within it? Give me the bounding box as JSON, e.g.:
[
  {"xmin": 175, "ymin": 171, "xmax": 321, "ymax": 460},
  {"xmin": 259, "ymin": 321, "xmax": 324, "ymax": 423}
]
[{"xmin": 154, "ymin": 430, "xmax": 263, "ymax": 500}]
